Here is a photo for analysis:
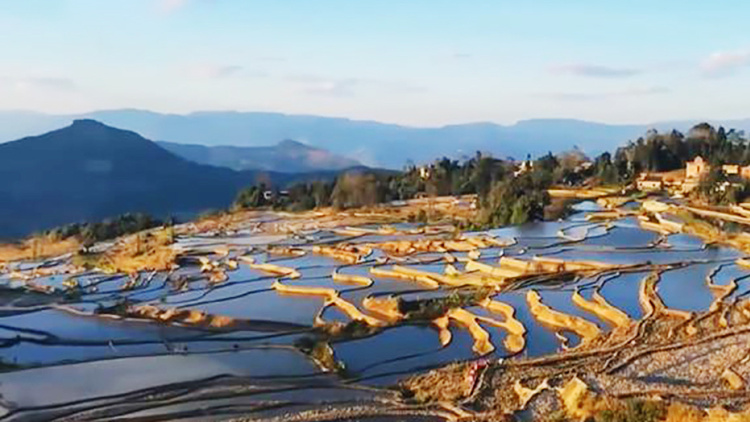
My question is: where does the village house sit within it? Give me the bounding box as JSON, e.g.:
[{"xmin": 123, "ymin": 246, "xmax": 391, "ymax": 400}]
[
  {"xmin": 685, "ymin": 157, "xmax": 750, "ymax": 181},
  {"xmin": 418, "ymin": 166, "xmax": 430, "ymax": 180},
  {"xmin": 680, "ymin": 156, "xmax": 710, "ymax": 193},
  {"xmin": 513, "ymin": 159, "xmax": 533, "ymax": 177},
  {"xmin": 263, "ymin": 190, "xmax": 289, "ymax": 201},
  {"xmin": 686, "ymin": 156, "xmax": 709, "ymax": 179},
  {"xmin": 636, "ymin": 173, "xmax": 664, "ymax": 191},
  {"xmin": 723, "ymin": 164, "xmax": 740, "ymax": 175},
  {"xmin": 635, "ymin": 156, "xmax": 750, "ymax": 195}
]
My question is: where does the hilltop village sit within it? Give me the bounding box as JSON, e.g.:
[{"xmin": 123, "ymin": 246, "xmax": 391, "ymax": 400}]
[{"xmin": 636, "ymin": 156, "xmax": 750, "ymax": 195}]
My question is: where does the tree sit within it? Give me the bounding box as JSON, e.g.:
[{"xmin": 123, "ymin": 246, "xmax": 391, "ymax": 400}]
[
  {"xmin": 234, "ymin": 184, "xmax": 268, "ymax": 209},
  {"xmin": 694, "ymin": 168, "xmax": 750, "ymax": 205},
  {"xmin": 594, "ymin": 152, "xmax": 619, "ymax": 185},
  {"xmin": 479, "ymin": 173, "xmax": 549, "ymax": 227},
  {"xmin": 331, "ymin": 172, "xmax": 385, "ymax": 209},
  {"xmin": 311, "ymin": 181, "xmax": 333, "ymax": 208},
  {"xmin": 603, "ymin": 124, "xmax": 750, "ymax": 181}
]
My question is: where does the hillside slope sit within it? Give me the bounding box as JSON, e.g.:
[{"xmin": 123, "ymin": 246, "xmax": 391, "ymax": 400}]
[
  {"xmin": 0, "ymin": 120, "xmax": 300, "ymax": 238},
  {"xmin": 157, "ymin": 139, "xmax": 362, "ymax": 172}
]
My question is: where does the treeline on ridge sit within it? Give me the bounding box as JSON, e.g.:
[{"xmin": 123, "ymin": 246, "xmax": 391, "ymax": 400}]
[
  {"xmin": 235, "ymin": 122, "xmax": 750, "ymax": 224},
  {"xmin": 37, "ymin": 123, "xmax": 750, "ymax": 245},
  {"xmin": 44, "ymin": 213, "xmax": 166, "ymax": 245},
  {"xmin": 596, "ymin": 123, "xmax": 750, "ymax": 183},
  {"xmin": 233, "ymin": 151, "xmax": 584, "ymax": 227}
]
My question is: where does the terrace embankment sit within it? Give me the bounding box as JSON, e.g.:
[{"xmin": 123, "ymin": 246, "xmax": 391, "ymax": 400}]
[
  {"xmin": 548, "ymin": 187, "xmax": 622, "ymax": 200},
  {"xmin": 9, "ymin": 193, "xmax": 750, "ymax": 422},
  {"xmin": 572, "ymin": 289, "xmax": 631, "ymax": 329},
  {"xmin": 402, "ymin": 290, "xmax": 750, "ymax": 421},
  {"xmin": 620, "ymin": 198, "xmax": 750, "ymax": 254},
  {"xmin": 185, "ymin": 195, "xmax": 479, "ymax": 236},
  {"xmin": 0, "ymin": 235, "xmax": 80, "ymax": 263},
  {"xmin": 526, "ymin": 289, "xmax": 602, "ymax": 344}
]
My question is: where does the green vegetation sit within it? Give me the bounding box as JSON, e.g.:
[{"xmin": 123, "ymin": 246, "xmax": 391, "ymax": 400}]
[
  {"xmin": 295, "ymin": 319, "xmax": 382, "ymax": 376},
  {"xmin": 610, "ymin": 124, "xmax": 749, "ymax": 180},
  {"xmin": 594, "ymin": 399, "xmax": 666, "ymax": 422},
  {"xmin": 592, "ymin": 151, "xmax": 622, "ymax": 185},
  {"xmin": 543, "ymin": 410, "xmax": 570, "ymax": 422},
  {"xmin": 231, "ymin": 122, "xmax": 750, "ymax": 223},
  {"xmin": 479, "ymin": 171, "xmax": 550, "ymax": 226},
  {"xmin": 0, "ymin": 358, "xmax": 21, "ymax": 373},
  {"xmin": 694, "ymin": 167, "xmax": 750, "ymax": 205},
  {"xmin": 233, "ymin": 184, "xmax": 269, "ymax": 208},
  {"xmin": 329, "ymin": 173, "xmax": 389, "ymax": 209},
  {"xmin": 233, "ymin": 152, "xmax": 562, "ymax": 227},
  {"xmin": 294, "ymin": 339, "xmax": 347, "ymax": 374},
  {"xmin": 45, "ymin": 213, "xmax": 165, "ymax": 246},
  {"xmin": 233, "ymin": 153, "xmax": 516, "ymax": 213},
  {"xmin": 234, "ymin": 180, "xmax": 334, "ymax": 211},
  {"xmin": 399, "ymin": 288, "xmax": 492, "ymax": 320}
]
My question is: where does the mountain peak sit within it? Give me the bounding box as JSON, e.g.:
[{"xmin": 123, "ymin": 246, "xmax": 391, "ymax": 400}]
[
  {"xmin": 0, "ymin": 119, "xmax": 179, "ymax": 164},
  {"xmin": 70, "ymin": 118, "xmax": 108, "ymax": 128},
  {"xmin": 65, "ymin": 119, "xmax": 118, "ymax": 139},
  {"xmin": 277, "ymin": 139, "xmax": 310, "ymax": 149},
  {"xmin": 0, "ymin": 122, "xmax": 256, "ymax": 238}
]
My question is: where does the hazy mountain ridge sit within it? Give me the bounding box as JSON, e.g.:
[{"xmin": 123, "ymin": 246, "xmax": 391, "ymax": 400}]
[
  {"xmin": 1, "ymin": 110, "xmax": 750, "ymax": 169},
  {"xmin": 0, "ymin": 120, "xmax": 342, "ymax": 238},
  {"xmin": 157, "ymin": 139, "xmax": 362, "ymax": 173}
]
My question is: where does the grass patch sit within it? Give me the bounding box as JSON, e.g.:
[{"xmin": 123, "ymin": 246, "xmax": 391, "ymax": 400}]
[
  {"xmin": 0, "ymin": 235, "xmax": 80, "ymax": 263},
  {"xmin": 399, "ymin": 288, "xmax": 493, "ymax": 321},
  {"xmin": 73, "ymin": 228, "xmax": 177, "ymax": 274},
  {"xmin": 595, "ymin": 399, "xmax": 666, "ymax": 422}
]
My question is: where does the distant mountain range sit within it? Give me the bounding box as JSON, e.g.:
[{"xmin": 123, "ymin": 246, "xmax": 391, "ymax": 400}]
[
  {"xmin": 0, "ymin": 120, "xmax": 345, "ymax": 238},
  {"xmin": 157, "ymin": 139, "xmax": 361, "ymax": 172},
  {"xmin": 1, "ymin": 109, "xmax": 749, "ymax": 169}
]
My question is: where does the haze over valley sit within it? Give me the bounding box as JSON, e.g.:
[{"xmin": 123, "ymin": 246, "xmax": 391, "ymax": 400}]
[{"xmin": 2, "ymin": 109, "xmax": 750, "ymax": 169}]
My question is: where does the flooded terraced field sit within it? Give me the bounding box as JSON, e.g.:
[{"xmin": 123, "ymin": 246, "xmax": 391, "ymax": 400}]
[{"xmin": 1, "ymin": 202, "xmax": 748, "ymax": 421}]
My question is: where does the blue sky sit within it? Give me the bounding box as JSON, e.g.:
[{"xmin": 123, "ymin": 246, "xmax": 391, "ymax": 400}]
[{"xmin": 1, "ymin": 0, "xmax": 749, "ymax": 126}]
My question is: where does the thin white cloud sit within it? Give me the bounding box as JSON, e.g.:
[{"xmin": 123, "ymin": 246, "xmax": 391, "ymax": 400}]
[
  {"xmin": 187, "ymin": 64, "xmax": 266, "ymax": 79},
  {"xmin": 430, "ymin": 51, "xmax": 473, "ymax": 64},
  {"xmin": 159, "ymin": 0, "xmax": 188, "ymax": 14},
  {"xmin": 256, "ymin": 56, "xmax": 287, "ymax": 63},
  {"xmin": 700, "ymin": 49, "xmax": 750, "ymax": 77},
  {"xmin": 540, "ymin": 86, "xmax": 669, "ymax": 101},
  {"xmin": 306, "ymin": 80, "xmax": 358, "ymax": 97},
  {"xmin": 0, "ymin": 76, "xmax": 77, "ymax": 92},
  {"xmin": 451, "ymin": 52, "xmax": 473, "ymax": 60},
  {"xmin": 550, "ymin": 63, "xmax": 641, "ymax": 78},
  {"xmin": 288, "ymin": 75, "xmax": 425, "ymax": 98},
  {"xmin": 287, "ymin": 75, "xmax": 359, "ymax": 97}
]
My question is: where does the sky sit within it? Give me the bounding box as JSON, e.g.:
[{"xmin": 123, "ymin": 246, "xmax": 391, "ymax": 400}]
[{"xmin": 1, "ymin": 0, "xmax": 749, "ymax": 126}]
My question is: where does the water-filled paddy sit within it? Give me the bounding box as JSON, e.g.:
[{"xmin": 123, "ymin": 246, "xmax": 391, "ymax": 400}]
[{"xmin": 1, "ymin": 203, "xmax": 747, "ymax": 419}]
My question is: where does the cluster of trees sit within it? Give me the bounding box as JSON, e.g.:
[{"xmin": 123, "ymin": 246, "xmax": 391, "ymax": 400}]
[
  {"xmin": 591, "ymin": 123, "xmax": 750, "ymax": 204},
  {"xmin": 232, "ymin": 122, "xmax": 750, "ymax": 226},
  {"xmin": 235, "ymin": 173, "xmax": 409, "ymax": 212},
  {"xmin": 695, "ymin": 168, "xmax": 750, "ymax": 205},
  {"xmin": 233, "ymin": 151, "xmax": 576, "ymax": 227},
  {"xmin": 479, "ymin": 172, "xmax": 551, "ymax": 226},
  {"xmin": 233, "ymin": 184, "xmax": 269, "ymax": 209},
  {"xmin": 596, "ymin": 124, "xmax": 749, "ymax": 182},
  {"xmin": 398, "ymin": 155, "xmax": 511, "ymax": 198},
  {"xmin": 45, "ymin": 213, "xmax": 165, "ymax": 244}
]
